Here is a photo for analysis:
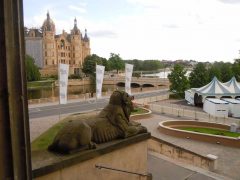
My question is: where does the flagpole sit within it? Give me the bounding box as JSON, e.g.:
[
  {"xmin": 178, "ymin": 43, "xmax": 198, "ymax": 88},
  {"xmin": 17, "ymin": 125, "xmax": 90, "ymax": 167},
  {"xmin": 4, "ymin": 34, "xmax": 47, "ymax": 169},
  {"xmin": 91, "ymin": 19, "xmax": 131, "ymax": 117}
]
[
  {"xmin": 95, "ymin": 62, "xmax": 97, "ymax": 113},
  {"xmin": 58, "ymin": 64, "xmax": 61, "ymax": 122}
]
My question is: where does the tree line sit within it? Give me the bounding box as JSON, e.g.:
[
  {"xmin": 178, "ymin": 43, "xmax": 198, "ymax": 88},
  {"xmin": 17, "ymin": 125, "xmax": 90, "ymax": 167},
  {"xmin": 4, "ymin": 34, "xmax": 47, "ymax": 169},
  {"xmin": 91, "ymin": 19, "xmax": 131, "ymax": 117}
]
[
  {"xmin": 168, "ymin": 60, "xmax": 240, "ymax": 98},
  {"xmin": 25, "ymin": 53, "xmax": 164, "ymax": 81},
  {"xmin": 82, "ymin": 53, "xmax": 164, "ymax": 76}
]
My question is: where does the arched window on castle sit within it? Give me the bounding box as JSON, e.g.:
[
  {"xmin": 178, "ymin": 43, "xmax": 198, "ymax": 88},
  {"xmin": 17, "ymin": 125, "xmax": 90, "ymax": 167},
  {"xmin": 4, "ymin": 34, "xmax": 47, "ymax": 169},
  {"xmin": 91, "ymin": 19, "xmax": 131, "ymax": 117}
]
[{"xmin": 60, "ymin": 39, "xmax": 65, "ymax": 49}]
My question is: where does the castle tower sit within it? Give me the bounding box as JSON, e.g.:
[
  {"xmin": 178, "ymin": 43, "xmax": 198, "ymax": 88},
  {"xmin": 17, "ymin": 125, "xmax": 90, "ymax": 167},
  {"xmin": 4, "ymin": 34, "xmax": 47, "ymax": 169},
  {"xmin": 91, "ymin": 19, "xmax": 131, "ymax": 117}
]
[
  {"xmin": 42, "ymin": 11, "xmax": 57, "ymax": 67},
  {"xmin": 70, "ymin": 18, "xmax": 82, "ymax": 68},
  {"xmin": 82, "ymin": 29, "xmax": 91, "ymax": 62}
]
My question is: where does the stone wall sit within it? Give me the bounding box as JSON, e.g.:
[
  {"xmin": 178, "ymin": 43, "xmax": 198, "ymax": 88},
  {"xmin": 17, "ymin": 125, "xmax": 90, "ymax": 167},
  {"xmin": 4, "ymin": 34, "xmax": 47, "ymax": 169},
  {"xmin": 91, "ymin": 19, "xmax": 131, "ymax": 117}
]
[
  {"xmin": 148, "ymin": 138, "xmax": 217, "ymax": 171},
  {"xmin": 159, "ymin": 121, "xmax": 240, "ymax": 148},
  {"xmin": 33, "ymin": 134, "xmax": 151, "ymax": 180}
]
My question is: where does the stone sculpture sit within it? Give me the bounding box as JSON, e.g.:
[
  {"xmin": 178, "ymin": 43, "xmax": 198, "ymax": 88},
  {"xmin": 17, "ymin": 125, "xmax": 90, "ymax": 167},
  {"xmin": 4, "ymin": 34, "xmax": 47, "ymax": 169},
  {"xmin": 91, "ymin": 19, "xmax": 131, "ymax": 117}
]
[{"xmin": 48, "ymin": 90, "xmax": 147, "ymax": 154}]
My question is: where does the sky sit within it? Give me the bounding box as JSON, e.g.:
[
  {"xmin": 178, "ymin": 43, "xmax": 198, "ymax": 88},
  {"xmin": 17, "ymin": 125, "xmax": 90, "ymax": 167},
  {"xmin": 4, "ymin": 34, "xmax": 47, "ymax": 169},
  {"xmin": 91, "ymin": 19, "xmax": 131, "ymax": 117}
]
[{"xmin": 23, "ymin": 0, "xmax": 240, "ymax": 62}]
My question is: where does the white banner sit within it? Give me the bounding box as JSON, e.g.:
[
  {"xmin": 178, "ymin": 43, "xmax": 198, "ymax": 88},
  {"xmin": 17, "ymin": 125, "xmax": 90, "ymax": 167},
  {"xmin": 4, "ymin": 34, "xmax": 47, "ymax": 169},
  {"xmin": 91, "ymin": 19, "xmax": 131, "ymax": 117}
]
[
  {"xmin": 125, "ymin": 63, "xmax": 133, "ymax": 95},
  {"xmin": 96, "ymin": 65, "xmax": 105, "ymax": 99},
  {"xmin": 59, "ymin": 63, "xmax": 69, "ymax": 104}
]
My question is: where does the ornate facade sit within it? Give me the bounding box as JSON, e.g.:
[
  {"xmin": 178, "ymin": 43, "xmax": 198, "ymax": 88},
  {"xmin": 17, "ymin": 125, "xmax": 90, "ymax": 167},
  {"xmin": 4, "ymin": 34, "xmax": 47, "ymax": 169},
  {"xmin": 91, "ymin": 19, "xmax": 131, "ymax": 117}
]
[{"xmin": 25, "ymin": 12, "xmax": 90, "ymax": 76}]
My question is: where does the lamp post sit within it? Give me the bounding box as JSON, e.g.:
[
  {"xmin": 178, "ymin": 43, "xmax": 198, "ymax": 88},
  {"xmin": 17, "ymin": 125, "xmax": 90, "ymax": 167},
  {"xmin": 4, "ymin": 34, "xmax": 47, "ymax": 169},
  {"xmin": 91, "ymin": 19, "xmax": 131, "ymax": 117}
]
[
  {"xmin": 82, "ymin": 74, "xmax": 86, "ymax": 100},
  {"xmin": 51, "ymin": 82, "xmax": 54, "ymax": 100}
]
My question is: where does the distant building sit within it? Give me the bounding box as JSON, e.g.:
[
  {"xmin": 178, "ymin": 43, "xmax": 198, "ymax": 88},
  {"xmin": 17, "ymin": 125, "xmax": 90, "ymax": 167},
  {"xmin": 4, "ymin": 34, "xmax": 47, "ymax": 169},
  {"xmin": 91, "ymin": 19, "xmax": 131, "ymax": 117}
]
[{"xmin": 25, "ymin": 12, "xmax": 91, "ymax": 76}]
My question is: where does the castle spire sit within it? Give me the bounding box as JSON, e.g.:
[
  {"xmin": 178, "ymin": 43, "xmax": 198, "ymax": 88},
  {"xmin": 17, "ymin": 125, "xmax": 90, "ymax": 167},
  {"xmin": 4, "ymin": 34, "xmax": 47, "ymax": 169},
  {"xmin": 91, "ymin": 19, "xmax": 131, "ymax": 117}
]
[
  {"xmin": 42, "ymin": 10, "xmax": 55, "ymax": 32},
  {"xmin": 84, "ymin": 28, "xmax": 89, "ymax": 41},
  {"xmin": 71, "ymin": 17, "xmax": 80, "ymax": 35},
  {"xmin": 47, "ymin": 11, "xmax": 50, "ymax": 20},
  {"xmin": 74, "ymin": 17, "xmax": 77, "ymax": 27}
]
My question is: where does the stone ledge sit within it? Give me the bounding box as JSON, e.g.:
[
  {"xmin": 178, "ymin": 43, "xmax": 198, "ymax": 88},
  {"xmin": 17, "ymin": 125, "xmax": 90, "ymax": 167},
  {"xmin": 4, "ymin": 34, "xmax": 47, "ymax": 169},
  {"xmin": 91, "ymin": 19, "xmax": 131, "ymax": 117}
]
[
  {"xmin": 32, "ymin": 132, "xmax": 151, "ymax": 178},
  {"xmin": 150, "ymin": 136, "xmax": 211, "ymax": 160},
  {"xmin": 130, "ymin": 108, "xmax": 152, "ymax": 121},
  {"xmin": 149, "ymin": 137, "xmax": 218, "ymax": 171}
]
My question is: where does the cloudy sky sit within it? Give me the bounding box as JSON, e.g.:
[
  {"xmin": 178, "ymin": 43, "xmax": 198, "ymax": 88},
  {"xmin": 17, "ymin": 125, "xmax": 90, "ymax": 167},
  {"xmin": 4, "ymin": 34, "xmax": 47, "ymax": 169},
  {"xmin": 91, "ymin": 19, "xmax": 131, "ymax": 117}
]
[{"xmin": 23, "ymin": 0, "xmax": 240, "ymax": 62}]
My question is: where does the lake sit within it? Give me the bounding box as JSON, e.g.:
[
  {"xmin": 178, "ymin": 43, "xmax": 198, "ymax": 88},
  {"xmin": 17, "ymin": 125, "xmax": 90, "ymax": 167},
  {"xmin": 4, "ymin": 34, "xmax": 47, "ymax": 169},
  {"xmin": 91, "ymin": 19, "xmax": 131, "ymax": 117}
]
[{"xmin": 27, "ymin": 84, "xmax": 124, "ymax": 100}]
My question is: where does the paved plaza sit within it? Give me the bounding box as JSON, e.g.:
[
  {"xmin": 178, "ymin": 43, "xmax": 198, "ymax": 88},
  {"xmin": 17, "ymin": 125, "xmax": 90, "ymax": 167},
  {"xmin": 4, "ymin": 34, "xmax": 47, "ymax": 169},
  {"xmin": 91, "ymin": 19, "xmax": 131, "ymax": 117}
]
[
  {"xmin": 139, "ymin": 113, "xmax": 240, "ymax": 180},
  {"xmin": 29, "ymin": 96, "xmax": 240, "ymax": 180}
]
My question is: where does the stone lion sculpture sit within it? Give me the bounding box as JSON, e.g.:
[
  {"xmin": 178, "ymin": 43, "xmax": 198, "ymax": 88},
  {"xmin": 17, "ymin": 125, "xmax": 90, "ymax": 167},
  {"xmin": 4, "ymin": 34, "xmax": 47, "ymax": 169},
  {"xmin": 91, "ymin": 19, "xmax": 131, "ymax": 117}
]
[{"xmin": 48, "ymin": 90, "xmax": 147, "ymax": 154}]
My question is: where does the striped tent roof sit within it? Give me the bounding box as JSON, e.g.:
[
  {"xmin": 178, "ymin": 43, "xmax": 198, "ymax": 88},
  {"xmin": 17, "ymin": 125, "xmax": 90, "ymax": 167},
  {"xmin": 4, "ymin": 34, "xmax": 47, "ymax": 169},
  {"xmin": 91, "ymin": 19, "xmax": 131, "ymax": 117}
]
[
  {"xmin": 196, "ymin": 77, "xmax": 231, "ymax": 95},
  {"xmin": 223, "ymin": 77, "xmax": 240, "ymax": 94}
]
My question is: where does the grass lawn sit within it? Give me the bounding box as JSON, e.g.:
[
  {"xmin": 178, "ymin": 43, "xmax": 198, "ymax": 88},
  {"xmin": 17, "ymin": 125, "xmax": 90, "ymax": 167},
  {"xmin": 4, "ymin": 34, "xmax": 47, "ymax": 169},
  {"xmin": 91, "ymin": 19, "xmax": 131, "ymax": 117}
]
[
  {"xmin": 179, "ymin": 127, "xmax": 240, "ymax": 138},
  {"xmin": 31, "ymin": 107, "xmax": 150, "ymax": 151},
  {"xmin": 27, "ymin": 80, "xmax": 55, "ymax": 89},
  {"xmin": 31, "ymin": 113, "xmax": 95, "ymax": 151},
  {"xmin": 131, "ymin": 107, "xmax": 149, "ymax": 115},
  {"xmin": 31, "ymin": 121, "xmax": 67, "ymax": 151}
]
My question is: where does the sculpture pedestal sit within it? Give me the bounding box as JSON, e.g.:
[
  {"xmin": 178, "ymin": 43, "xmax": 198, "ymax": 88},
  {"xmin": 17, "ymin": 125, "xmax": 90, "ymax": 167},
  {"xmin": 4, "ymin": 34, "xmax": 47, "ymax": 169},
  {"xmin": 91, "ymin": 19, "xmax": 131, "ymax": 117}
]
[{"xmin": 32, "ymin": 133, "xmax": 151, "ymax": 180}]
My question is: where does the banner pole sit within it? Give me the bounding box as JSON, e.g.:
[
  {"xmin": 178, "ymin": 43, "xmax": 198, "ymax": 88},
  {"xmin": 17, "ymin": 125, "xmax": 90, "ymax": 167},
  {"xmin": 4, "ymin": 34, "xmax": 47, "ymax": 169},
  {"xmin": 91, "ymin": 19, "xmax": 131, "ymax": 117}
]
[
  {"xmin": 95, "ymin": 62, "xmax": 97, "ymax": 113},
  {"xmin": 58, "ymin": 64, "xmax": 61, "ymax": 122}
]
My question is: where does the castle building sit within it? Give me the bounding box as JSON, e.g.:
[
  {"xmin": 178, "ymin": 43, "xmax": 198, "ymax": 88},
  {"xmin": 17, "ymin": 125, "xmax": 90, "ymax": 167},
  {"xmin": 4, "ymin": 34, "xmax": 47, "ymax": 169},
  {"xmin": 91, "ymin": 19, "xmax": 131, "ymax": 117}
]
[{"xmin": 25, "ymin": 12, "xmax": 91, "ymax": 76}]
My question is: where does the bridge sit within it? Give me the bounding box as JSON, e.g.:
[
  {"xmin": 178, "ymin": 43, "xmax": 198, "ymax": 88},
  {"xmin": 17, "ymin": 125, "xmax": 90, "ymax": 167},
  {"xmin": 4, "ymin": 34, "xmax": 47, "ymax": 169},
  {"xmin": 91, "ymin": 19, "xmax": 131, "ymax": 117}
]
[
  {"xmin": 66, "ymin": 76, "xmax": 169, "ymax": 88},
  {"xmin": 103, "ymin": 77, "xmax": 169, "ymax": 88}
]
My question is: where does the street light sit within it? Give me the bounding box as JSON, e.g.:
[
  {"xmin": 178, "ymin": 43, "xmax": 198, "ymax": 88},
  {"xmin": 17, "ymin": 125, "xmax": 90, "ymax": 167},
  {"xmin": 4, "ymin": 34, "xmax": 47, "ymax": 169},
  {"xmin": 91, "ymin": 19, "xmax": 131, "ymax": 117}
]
[{"xmin": 82, "ymin": 74, "xmax": 86, "ymax": 100}]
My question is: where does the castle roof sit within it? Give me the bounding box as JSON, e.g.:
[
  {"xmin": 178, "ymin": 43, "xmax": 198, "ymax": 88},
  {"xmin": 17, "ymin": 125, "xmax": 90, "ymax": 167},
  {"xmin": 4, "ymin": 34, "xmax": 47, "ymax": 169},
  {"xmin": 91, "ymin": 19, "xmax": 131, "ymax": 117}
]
[
  {"xmin": 25, "ymin": 28, "xmax": 42, "ymax": 37},
  {"xmin": 42, "ymin": 11, "xmax": 55, "ymax": 32},
  {"xmin": 71, "ymin": 18, "xmax": 80, "ymax": 35},
  {"xmin": 83, "ymin": 29, "xmax": 89, "ymax": 42}
]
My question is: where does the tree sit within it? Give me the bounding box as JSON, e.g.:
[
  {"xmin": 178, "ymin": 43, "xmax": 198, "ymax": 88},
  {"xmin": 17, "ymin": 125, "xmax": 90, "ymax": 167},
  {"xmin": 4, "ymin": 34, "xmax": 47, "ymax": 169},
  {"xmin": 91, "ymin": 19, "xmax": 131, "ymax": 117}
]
[
  {"xmin": 101, "ymin": 58, "xmax": 110, "ymax": 71},
  {"xmin": 232, "ymin": 59, "xmax": 240, "ymax": 81},
  {"xmin": 25, "ymin": 55, "xmax": 41, "ymax": 81},
  {"xmin": 108, "ymin": 53, "xmax": 124, "ymax": 73},
  {"xmin": 208, "ymin": 61, "xmax": 233, "ymax": 82},
  {"xmin": 141, "ymin": 60, "xmax": 163, "ymax": 71},
  {"xmin": 189, "ymin": 63, "xmax": 208, "ymax": 88},
  {"xmin": 168, "ymin": 64, "xmax": 189, "ymax": 97},
  {"xmin": 82, "ymin": 54, "xmax": 107, "ymax": 94},
  {"xmin": 207, "ymin": 65, "xmax": 221, "ymax": 82},
  {"xmin": 124, "ymin": 59, "xmax": 163, "ymax": 71},
  {"xmin": 219, "ymin": 62, "xmax": 233, "ymax": 82},
  {"xmin": 82, "ymin": 54, "xmax": 106, "ymax": 75}
]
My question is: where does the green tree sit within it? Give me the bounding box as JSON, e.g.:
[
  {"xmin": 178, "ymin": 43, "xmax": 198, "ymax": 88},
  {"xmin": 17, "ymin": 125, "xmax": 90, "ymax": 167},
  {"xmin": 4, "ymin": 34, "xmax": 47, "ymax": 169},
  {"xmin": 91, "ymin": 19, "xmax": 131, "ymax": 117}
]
[
  {"xmin": 207, "ymin": 65, "xmax": 221, "ymax": 82},
  {"xmin": 219, "ymin": 62, "xmax": 233, "ymax": 82},
  {"xmin": 142, "ymin": 60, "xmax": 163, "ymax": 71},
  {"xmin": 82, "ymin": 54, "xmax": 107, "ymax": 94},
  {"xmin": 25, "ymin": 55, "xmax": 41, "ymax": 81},
  {"xmin": 101, "ymin": 58, "xmax": 110, "ymax": 71},
  {"xmin": 209, "ymin": 61, "xmax": 233, "ymax": 82},
  {"xmin": 82, "ymin": 54, "xmax": 106, "ymax": 75},
  {"xmin": 131, "ymin": 59, "xmax": 143, "ymax": 71},
  {"xmin": 125, "ymin": 59, "xmax": 143, "ymax": 71},
  {"xmin": 108, "ymin": 53, "xmax": 124, "ymax": 73},
  {"xmin": 189, "ymin": 63, "xmax": 208, "ymax": 88},
  {"xmin": 168, "ymin": 64, "xmax": 189, "ymax": 97},
  {"xmin": 232, "ymin": 59, "xmax": 240, "ymax": 81}
]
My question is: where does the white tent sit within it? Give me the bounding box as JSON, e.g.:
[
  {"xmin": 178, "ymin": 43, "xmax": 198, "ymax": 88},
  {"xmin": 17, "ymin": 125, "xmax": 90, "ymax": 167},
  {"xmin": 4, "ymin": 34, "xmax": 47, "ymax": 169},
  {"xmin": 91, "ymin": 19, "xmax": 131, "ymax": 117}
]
[
  {"xmin": 221, "ymin": 98, "xmax": 240, "ymax": 117},
  {"xmin": 203, "ymin": 98, "xmax": 229, "ymax": 117},
  {"xmin": 223, "ymin": 77, "xmax": 240, "ymax": 95},
  {"xmin": 196, "ymin": 77, "xmax": 231, "ymax": 96},
  {"xmin": 185, "ymin": 77, "xmax": 240, "ymax": 106},
  {"xmin": 185, "ymin": 89, "xmax": 194, "ymax": 105}
]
